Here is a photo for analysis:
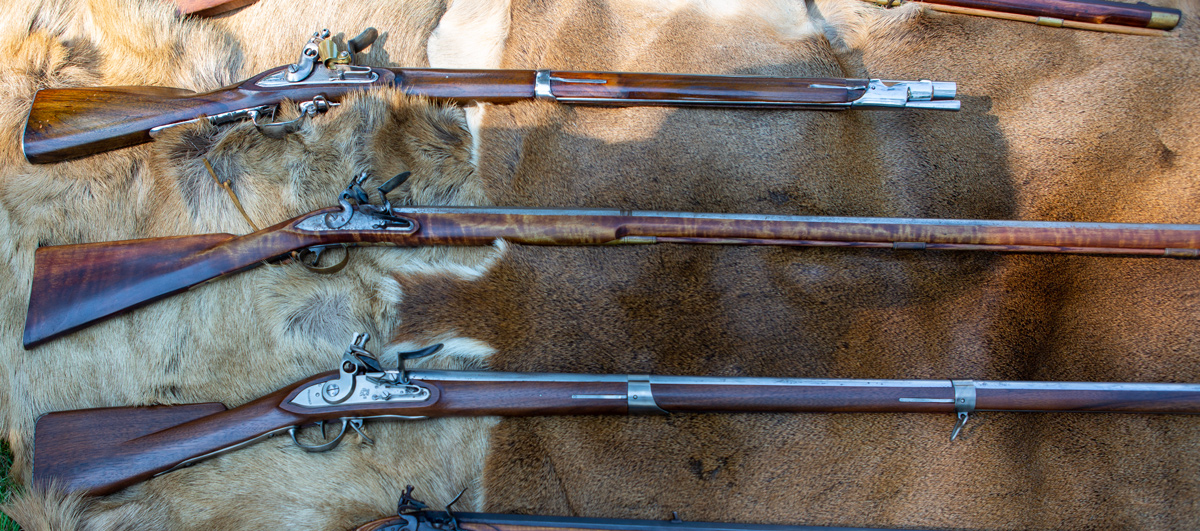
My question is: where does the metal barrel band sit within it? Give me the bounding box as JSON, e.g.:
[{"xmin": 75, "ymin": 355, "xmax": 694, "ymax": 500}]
[{"xmin": 950, "ymin": 379, "xmax": 976, "ymax": 441}]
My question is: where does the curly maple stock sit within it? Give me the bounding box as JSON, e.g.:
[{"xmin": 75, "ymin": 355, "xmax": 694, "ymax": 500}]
[
  {"xmin": 23, "ymin": 207, "xmax": 1200, "ymax": 348},
  {"xmin": 23, "ymin": 67, "xmax": 867, "ymax": 163},
  {"xmin": 33, "ymin": 371, "xmax": 1200, "ymax": 496}
]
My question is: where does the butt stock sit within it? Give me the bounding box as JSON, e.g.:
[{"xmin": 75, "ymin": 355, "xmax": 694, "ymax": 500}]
[
  {"xmin": 24, "ymin": 85, "xmax": 261, "ymax": 164},
  {"xmin": 23, "ymin": 233, "xmax": 242, "ymax": 349},
  {"xmin": 32, "ymin": 370, "xmax": 355, "ymax": 496},
  {"xmin": 21, "ymin": 207, "xmax": 347, "ymax": 349}
]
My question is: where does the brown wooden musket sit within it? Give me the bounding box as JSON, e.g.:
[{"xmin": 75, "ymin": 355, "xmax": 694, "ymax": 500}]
[
  {"xmin": 22, "ymin": 190, "xmax": 1200, "ymax": 349},
  {"xmin": 353, "ymin": 486, "xmax": 929, "ymax": 531},
  {"xmin": 21, "ymin": 28, "xmax": 958, "ymax": 164},
  {"xmin": 864, "ymin": 0, "xmax": 1181, "ymax": 35},
  {"xmin": 31, "ymin": 335, "xmax": 1200, "ymax": 496}
]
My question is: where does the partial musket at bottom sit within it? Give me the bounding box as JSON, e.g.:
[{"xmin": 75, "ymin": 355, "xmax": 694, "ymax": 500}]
[
  {"xmin": 354, "ymin": 486, "xmax": 931, "ymax": 531},
  {"xmin": 31, "ymin": 335, "xmax": 1200, "ymax": 496}
]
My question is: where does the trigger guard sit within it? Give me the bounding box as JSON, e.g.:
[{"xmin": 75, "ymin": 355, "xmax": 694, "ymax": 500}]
[
  {"xmin": 290, "ymin": 419, "xmax": 348, "ymax": 453},
  {"xmin": 299, "ymin": 244, "xmax": 350, "ymax": 274}
]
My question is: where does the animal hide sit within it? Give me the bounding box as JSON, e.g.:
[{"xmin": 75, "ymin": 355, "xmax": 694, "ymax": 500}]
[{"xmin": 2, "ymin": 0, "xmax": 1200, "ymax": 529}]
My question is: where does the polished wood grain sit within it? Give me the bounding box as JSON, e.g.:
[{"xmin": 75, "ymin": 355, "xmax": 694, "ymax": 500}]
[
  {"xmin": 922, "ymin": 0, "xmax": 1180, "ymax": 29},
  {"xmin": 24, "ymin": 207, "xmax": 1200, "ymax": 348},
  {"xmin": 23, "ymin": 67, "xmax": 397, "ymax": 164}
]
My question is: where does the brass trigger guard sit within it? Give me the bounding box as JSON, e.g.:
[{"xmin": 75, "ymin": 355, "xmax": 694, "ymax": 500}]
[{"xmin": 296, "ymin": 244, "xmax": 350, "ymax": 274}]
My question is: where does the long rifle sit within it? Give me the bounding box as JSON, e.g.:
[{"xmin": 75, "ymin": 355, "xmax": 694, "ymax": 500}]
[
  {"xmin": 32, "ymin": 334, "xmax": 1200, "ymax": 496},
  {"xmin": 22, "ymin": 28, "xmax": 958, "ymax": 164},
  {"xmin": 863, "ymin": 0, "xmax": 1181, "ymax": 35},
  {"xmin": 353, "ymin": 486, "xmax": 925, "ymax": 531},
  {"xmin": 22, "ymin": 172, "xmax": 1200, "ymax": 349}
]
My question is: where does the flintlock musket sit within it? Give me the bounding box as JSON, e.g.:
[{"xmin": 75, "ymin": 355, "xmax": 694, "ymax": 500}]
[
  {"xmin": 863, "ymin": 0, "xmax": 1181, "ymax": 36},
  {"xmin": 352, "ymin": 485, "xmax": 925, "ymax": 531},
  {"xmin": 21, "ymin": 28, "xmax": 959, "ymax": 164},
  {"xmin": 32, "ymin": 334, "xmax": 1200, "ymax": 496},
  {"xmin": 22, "ymin": 171, "xmax": 1200, "ymax": 348}
]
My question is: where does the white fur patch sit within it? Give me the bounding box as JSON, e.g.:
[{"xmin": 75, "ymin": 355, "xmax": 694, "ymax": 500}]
[
  {"xmin": 426, "ymin": 0, "xmax": 512, "ymax": 70},
  {"xmin": 395, "ymin": 239, "xmax": 507, "ymax": 280},
  {"xmin": 387, "ymin": 333, "xmax": 497, "ymax": 368},
  {"xmin": 427, "ymin": 0, "xmax": 512, "ymax": 163}
]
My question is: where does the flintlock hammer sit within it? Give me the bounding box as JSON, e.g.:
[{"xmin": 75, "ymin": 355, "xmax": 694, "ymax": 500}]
[{"xmin": 21, "ymin": 27, "xmax": 960, "ymax": 164}]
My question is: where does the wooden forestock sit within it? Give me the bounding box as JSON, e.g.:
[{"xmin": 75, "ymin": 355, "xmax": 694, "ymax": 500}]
[
  {"xmin": 23, "ymin": 68, "xmax": 866, "ymax": 163},
  {"xmin": 33, "ymin": 373, "xmax": 1200, "ymax": 496}
]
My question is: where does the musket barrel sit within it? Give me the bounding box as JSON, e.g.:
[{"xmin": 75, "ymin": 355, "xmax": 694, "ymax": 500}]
[{"xmin": 394, "ymin": 207, "xmax": 1200, "ymax": 251}]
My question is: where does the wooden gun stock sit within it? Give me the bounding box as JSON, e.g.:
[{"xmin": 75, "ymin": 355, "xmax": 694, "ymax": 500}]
[
  {"xmin": 21, "ymin": 66, "xmax": 399, "ymax": 164},
  {"xmin": 23, "ymin": 206, "xmax": 1200, "ymax": 349},
  {"xmin": 23, "ymin": 86, "xmax": 219, "ymax": 164},
  {"xmin": 33, "ymin": 377, "xmax": 318, "ymax": 496}
]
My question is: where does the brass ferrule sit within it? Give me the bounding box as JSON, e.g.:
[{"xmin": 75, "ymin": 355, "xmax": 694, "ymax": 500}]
[{"xmin": 1148, "ymin": 11, "xmax": 1180, "ymax": 30}]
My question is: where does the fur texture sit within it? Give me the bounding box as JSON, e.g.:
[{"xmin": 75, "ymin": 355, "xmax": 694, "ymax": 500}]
[{"xmin": 2, "ymin": 0, "xmax": 1200, "ymax": 529}]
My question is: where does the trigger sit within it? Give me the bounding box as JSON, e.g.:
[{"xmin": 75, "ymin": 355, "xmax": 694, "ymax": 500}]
[{"xmin": 298, "ymin": 245, "xmax": 350, "ymax": 274}]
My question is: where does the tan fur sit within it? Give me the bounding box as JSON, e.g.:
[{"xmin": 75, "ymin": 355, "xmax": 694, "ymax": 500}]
[
  {"xmin": 3, "ymin": 0, "xmax": 1200, "ymax": 529},
  {"xmin": 0, "ymin": 0, "xmax": 495, "ymax": 528}
]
